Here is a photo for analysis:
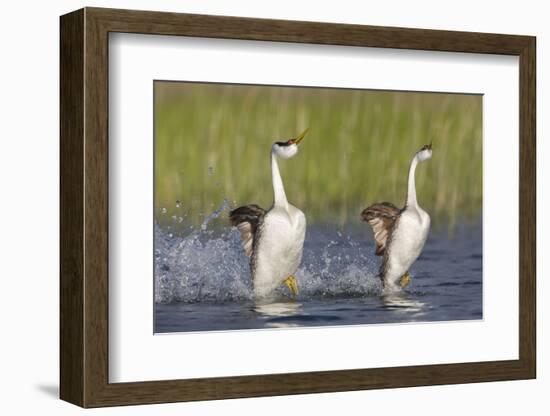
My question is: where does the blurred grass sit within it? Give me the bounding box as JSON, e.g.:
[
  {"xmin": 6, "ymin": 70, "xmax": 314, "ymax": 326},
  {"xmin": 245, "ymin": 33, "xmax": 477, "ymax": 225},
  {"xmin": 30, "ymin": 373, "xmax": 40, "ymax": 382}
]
[{"xmin": 155, "ymin": 82, "xmax": 482, "ymax": 232}]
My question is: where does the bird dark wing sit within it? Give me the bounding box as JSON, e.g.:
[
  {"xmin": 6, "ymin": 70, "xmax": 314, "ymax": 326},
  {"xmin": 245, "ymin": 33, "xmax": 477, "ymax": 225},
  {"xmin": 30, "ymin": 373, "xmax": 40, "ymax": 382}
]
[
  {"xmin": 229, "ymin": 204, "xmax": 267, "ymax": 257},
  {"xmin": 361, "ymin": 202, "xmax": 402, "ymax": 256}
]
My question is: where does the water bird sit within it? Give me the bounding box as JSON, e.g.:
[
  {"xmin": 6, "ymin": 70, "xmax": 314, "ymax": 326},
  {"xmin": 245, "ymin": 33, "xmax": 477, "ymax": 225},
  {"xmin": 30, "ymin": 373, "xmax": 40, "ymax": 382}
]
[
  {"xmin": 229, "ymin": 129, "xmax": 309, "ymax": 299},
  {"xmin": 361, "ymin": 143, "xmax": 433, "ymax": 291}
]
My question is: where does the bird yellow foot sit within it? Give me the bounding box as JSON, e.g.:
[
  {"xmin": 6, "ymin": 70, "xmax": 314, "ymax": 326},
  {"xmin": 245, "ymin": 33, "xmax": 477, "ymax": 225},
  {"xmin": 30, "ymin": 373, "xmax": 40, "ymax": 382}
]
[
  {"xmin": 400, "ymin": 272, "xmax": 411, "ymax": 288},
  {"xmin": 283, "ymin": 275, "xmax": 299, "ymax": 297}
]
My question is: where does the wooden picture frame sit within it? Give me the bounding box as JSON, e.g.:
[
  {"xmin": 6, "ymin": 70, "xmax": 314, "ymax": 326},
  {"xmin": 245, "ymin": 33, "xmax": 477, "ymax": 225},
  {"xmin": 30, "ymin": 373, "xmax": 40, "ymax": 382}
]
[{"xmin": 60, "ymin": 7, "xmax": 536, "ymax": 408}]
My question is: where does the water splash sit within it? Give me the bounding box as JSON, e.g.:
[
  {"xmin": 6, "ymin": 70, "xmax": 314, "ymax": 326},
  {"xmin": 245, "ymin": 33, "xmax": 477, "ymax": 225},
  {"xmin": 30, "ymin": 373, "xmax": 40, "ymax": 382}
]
[
  {"xmin": 200, "ymin": 198, "xmax": 230, "ymax": 231},
  {"xmin": 155, "ymin": 202, "xmax": 381, "ymax": 304}
]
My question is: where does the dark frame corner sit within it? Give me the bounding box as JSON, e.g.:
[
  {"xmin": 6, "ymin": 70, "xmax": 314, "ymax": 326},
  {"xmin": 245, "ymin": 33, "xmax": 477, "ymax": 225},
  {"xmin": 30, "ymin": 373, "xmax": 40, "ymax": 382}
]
[{"xmin": 60, "ymin": 7, "xmax": 536, "ymax": 408}]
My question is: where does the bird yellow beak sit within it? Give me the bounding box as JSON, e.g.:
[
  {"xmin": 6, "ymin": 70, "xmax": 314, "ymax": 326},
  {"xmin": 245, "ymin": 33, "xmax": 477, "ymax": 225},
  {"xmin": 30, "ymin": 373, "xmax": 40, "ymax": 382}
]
[
  {"xmin": 283, "ymin": 276, "xmax": 299, "ymax": 297},
  {"xmin": 293, "ymin": 128, "xmax": 309, "ymax": 145}
]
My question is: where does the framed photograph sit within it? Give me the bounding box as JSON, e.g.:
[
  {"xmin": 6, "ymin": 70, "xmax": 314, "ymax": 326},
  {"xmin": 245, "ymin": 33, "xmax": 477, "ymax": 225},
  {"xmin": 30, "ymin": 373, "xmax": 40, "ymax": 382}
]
[{"xmin": 60, "ymin": 7, "xmax": 536, "ymax": 408}]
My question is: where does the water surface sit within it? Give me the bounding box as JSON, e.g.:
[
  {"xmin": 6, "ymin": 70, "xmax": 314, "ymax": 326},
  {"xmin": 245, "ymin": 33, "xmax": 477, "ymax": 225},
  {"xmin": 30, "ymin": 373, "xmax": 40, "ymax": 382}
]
[{"xmin": 154, "ymin": 211, "xmax": 482, "ymax": 333}]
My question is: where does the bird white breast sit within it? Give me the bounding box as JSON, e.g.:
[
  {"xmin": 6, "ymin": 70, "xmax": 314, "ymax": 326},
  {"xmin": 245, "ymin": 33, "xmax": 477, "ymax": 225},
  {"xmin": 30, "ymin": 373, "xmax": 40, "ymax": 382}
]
[
  {"xmin": 385, "ymin": 207, "xmax": 430, "ymax": 289},
  {"xmin": 253, "ymin": 205, "xmax": 306, "ymax": 298}
]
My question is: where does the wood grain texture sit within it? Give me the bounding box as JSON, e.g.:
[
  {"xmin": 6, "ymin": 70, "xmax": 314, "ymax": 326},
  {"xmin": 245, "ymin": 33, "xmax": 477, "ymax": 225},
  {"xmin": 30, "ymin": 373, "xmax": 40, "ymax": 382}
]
[
  {"xmin": 518, "ymin": 38, "xmax": 536, "ymax": 376},
  {"xmin": 59, "ymin": 7, "xmax": 537, "ymax": 408},
  {"xmin": 59, "ymin": 8, "xmax": 84, "ymax": 407},
  {"xmin": 88, "ymin": 7, "xmax": 532, "ymax": 54},
  {"xmin": 83, "ymin": 10, "xmax": 110, "ymax": 406}
]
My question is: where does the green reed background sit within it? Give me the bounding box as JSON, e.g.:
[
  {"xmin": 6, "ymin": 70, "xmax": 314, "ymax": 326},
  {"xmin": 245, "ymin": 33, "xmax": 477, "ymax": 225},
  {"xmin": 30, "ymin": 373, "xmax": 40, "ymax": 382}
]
[{"xmin": 155, "ymin": 82, "xmax": 482, "ymax": 232}]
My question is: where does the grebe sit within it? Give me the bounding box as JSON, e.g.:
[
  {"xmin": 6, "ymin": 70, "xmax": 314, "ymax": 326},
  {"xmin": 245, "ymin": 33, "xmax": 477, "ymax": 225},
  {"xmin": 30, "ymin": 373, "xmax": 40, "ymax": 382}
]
[
  {"xmin": 230, "ymin": 129, "xmax": 309, "ymax": 299},
  {"xmin": 362, "ymin": 143, "xmax": 433, "ymax": 291}
]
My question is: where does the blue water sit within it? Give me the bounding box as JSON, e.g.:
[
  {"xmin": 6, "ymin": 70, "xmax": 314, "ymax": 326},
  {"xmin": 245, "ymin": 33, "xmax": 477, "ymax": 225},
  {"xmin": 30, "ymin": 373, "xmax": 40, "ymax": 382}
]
[{"xmin": 154, "ymin": 209, "xmax": 482, "ymax": 333}]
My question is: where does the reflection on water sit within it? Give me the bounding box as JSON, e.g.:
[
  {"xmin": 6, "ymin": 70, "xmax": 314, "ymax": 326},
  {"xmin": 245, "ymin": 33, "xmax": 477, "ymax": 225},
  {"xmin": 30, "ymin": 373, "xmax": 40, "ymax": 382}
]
[
  {"xmin": 253, "ymin": 301, "xmax": 303, "ymax": 318},
  {"xmin": 253, "ymin": 301, "xmax": 305, "ymax": 329},
  {"xmin": 154, "ymin": 204, "xmax": 482, "ymax": 333},
  {"xmin": 381, "ymin": 292, "xmax": 427, "ymax": 316}
]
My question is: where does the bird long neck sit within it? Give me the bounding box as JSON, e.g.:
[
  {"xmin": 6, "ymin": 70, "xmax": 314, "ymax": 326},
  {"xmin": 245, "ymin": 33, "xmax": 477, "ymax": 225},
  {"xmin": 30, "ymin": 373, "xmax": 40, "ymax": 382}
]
[
  {"xmin": 406, "ymin": 155, "xmax": 419, "ymax": 209},
  {"xmin": 271, "ymin": 151, "xmax": 288, "ymax": 210}
]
